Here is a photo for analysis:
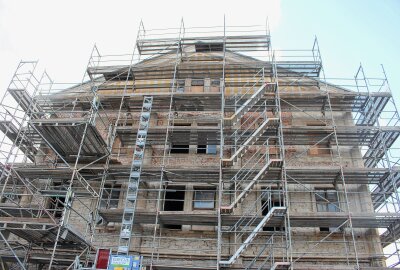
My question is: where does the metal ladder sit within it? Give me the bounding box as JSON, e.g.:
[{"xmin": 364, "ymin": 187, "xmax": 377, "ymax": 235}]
[{"xmin": 117, "ymin": 96, "xmax": 153, "ymax": 255}]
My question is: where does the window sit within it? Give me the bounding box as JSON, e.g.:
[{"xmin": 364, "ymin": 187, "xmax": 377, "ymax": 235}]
[
  {"xmin": 315, "ymin": 189, "xmax": 339, "ymax": 212},
  {"xmin": 210, "ymin": 79, "xmax": 220, "ymax": 93},
  {"xmin": 48, "ymin": 195, "xmax": 65, "ymax": 219},
  {"xmin": 315, "ymin": 189, "xmax": 340, "ymax": 232},
  {"xmin": 197, "ymin": 144, "xmax": 217, "ymax": 154},
  {"xmin": 163, "ymin": 186, "xmax": 185, "ymax": 229},
  {"xmin": 100, "ymin": 184, "xmax": 121, "ymax": 209},
  {"xmin": 164, "ymin": 186, "xmax": 185, "ymax": 211},
  {"xmin": 206, "ymin": 145, "xmax": 217, "ymax": 154},
  {"xmin": 193, "ymin": 188, "xmax": 215, "ymax": 209},
  {"xmin": 191, "ymin": 79, "xmax": 204, "ymax": 86},
  {"xmin": 197, "ymin": 145, "xmax": 207, "ymax": 154},
  {"xmin": 197, "ymin": 130, "xmax": 217, "ymax": 155},
  {"xmin": 176, "ymin": 80, "xmax": 185, "ymax": 93},
  {"xmin": 48, "ymin": 182, "xmax": 66, "ymax": 219},
  {"xmin": 195, "ymin": 42, "xmax": 223, "ymax": 52},
  {"xmin": 191, "ymin": 79, "xmax": 204, "ymax": 93},
  {"xmin": 171, "ymin": 123, "xmax": 191, "ymax": 154},
  {"xmin": 261, "ymin": 188, "xmax": 284, "ymax": 231},
  {"xmin": 171, "ymin": 144, "xmax": 189, "ymax": 153},
  {"xmin": 211, "ymin": 79, "xmax": 220, "ymax": 87}
]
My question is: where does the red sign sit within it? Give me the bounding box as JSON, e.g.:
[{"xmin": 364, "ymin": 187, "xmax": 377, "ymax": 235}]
[{"xmin": 95, "ymin": 249, "xmax": 110, "ymax": 269}]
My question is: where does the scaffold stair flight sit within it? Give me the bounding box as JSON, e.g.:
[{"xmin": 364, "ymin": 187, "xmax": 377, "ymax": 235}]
[
  {"xmin": 221, "ymin": 117, "xmax": 278, "ymax": 167},
  {"xmin": 219, "ymin": 206, "xmax": 286, "ymax": 267},
  {"xmin": 224, "ymin": 83, "xmax": 269, "ymax": 126}
]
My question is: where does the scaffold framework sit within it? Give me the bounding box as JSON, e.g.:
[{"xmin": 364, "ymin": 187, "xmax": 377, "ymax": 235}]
[{"xmin": 0, "ymin": 18, "xmax": 399, "ymax": 270}]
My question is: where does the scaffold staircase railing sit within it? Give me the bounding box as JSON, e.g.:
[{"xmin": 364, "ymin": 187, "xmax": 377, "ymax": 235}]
[
  {"xmin": 224, "ymin": 67, "xmax": 270, "ymax": 123},
  {"xmin": 117, "ymin": 96, "xmax": 153, "ymax": 255},
  {"xmin": 224, "ymin": 83, "xmax": 268, "ymax": 126},
  {"xmin": 223, "ymin": 68, "xmax": 271, "ymax": 126},
  {"xmin": 222, "ymin": 114, "xmax": 278, "ymax": 167},
  {"xmin": 220, "ymin": 189, "xmax": 286, "ymax": 266},
  {"xmin": 221, "ymin": 138, "xmax": 279, "ymax": 214},
  {"xmin": 245, "ymin": 234, "xmax": 274, "ymax": 270},
  {"xmin": 244, "ymin": 234, "xmax": 290, "ymax": 270}
]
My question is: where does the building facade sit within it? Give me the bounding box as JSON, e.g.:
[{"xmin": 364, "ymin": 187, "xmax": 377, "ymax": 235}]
[{"xmin": 0, "ymin": 22, "xmax": 399, "ymax": 270}]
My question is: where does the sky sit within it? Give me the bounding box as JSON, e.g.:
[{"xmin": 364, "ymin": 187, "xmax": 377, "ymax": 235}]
[{"xmin": 0, "ymin": 0, "xmax": 399, "ymax": 95}]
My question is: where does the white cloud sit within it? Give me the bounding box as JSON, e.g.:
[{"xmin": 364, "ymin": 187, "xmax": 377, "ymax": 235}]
[{"xmin": 0, "ymin": 0, "xmax": 281, "ymax": 91}]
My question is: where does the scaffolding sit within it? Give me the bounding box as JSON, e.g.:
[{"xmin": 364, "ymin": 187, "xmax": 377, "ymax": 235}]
[{"xmin": 0, "ymin": 19, "xmax": 399, "ymax": 270}]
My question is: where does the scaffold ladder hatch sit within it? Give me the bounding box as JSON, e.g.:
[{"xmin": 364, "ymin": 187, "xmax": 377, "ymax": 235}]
[{"xmin": 117, "ymin": 96, "xmax": 153, "ymax": 255}]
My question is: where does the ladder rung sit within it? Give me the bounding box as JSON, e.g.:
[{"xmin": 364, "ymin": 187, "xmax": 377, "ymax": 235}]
[
  {"xmin": 120, "ymin": 230, "xmax": 131, "ymax": 239},
  {"xmin": 127, "ymin": 195, "xmax": 137, "ymax": 201},
  {"xmin": 117, "ymin": 246, "xmax": 129, "ymax": 253},
  {"xmin": 122, "ymin": 219, "xmax": 133, "ymax": 225}
]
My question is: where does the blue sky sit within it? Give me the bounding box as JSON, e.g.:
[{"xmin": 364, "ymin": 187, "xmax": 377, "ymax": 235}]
[{"xmin": 272, "ymin": 0, "xmax": 400, "ymax": 96}]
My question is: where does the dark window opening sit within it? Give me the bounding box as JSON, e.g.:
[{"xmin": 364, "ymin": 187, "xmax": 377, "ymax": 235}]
[
  {"xmin": 171, "ymin": 123, "xmax": 191, "ymax": 154},
  {"xmin": 197, "ymin": 145, "xmax": 207, "ymax": 154},
  {"xmin": 261, "ymin": 189, "xmax": 284, "ymax": 232},
  {"xmin": 100, "ymin": 184, "xmax": 121, "ymax": 209},
  {"xmin": 197, "ymin": 123, "xmax": 218, "ymax": 127},
  {"xmin": 315, "ymin": 189, "xmax": 339, "ymax": 232},
  {"xmin": 197, "ymin": 144, "xmax": 217, "ymax": 154},
  {"xmin": 49, "ymin": 196, "xmax": 65, "ymax": 219},
  {"xmin": 191, "ymin": 79, "xmax": 204, "ymax": 86},
  {"xmin": 195, "ymin": 42, "xmax": 223, "ymax": 52},
  {"xmin": 176, "ymin": 80, "xmax": 185, "ymax": 93},
  {"xmin": 198, "ymin": 131, "xmax": 217, "ymax": 155},
  {"xmin": 193, "ymin": 188, "xmax": 215, "ymax": 209},
  {"xmin": 163, "ymin": 224, "xmax": 182, "ymax": 230},
  {"xmin": 211, "ymin": 79, "xmax": 220, "ymax": 87},
  {"xmin": 163, "ymin": 186, "xmax": 185, "ymax": 230},
  {"xmin": 164, "ymin": 186, "xmax": 185, "ymax": 211},
  {"xmin": 48, "ymin": 182, "xmax": 66, "ymax": 219},
  {"xmin": 171, "ymin": 144, "xmax": 189, "ymax": 154},
  {"xmin": 174, "ymin": 123, "xmax": 191, "ymax": 126},
  {"xmin": 0, "ymin": 193, "xmax": 20, "ymax": 203}
]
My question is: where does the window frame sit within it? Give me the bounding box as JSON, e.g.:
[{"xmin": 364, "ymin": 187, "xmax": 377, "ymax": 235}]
[
  {"xmin": 193, "ymin": 187, "xmax": 216, "ymax": 210},
  {"xmin": 191, "ymin": 79, "xmax": 205, "ymax": 86},
  {"xmin": 315, "ymin": 189, "xmax": 340, "ymax": 213}
]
